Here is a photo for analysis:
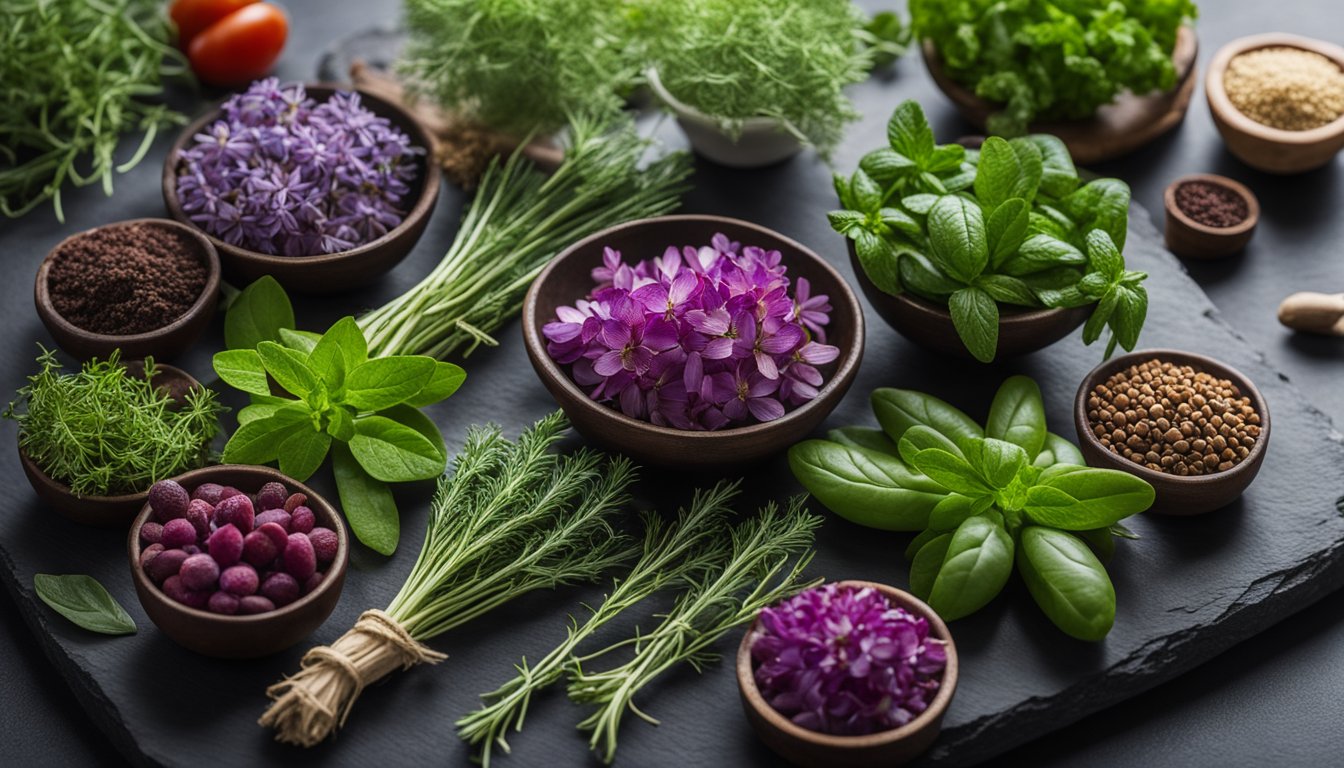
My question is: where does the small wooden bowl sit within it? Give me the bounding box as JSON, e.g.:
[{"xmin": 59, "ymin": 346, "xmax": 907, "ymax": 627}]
[
  {"xmin": 922, "ymin": 26, "xmax": 1198, "ymax": 165},
  {"xmin": 127, "ymin": 465, "xmax": 349, "ymax": 658},
  {"xmin": 737, "ymin": 581, "xmax": 958, "ymax": 768},
  {"xmin": 522, "ymin": 215, "xmax": 864, "ymax": 470},
  {"xmin": 1206, "ymin": 34, "xmax": 1344, "ymax": 174},
  {"xmin": 17, "ymin": 363, "xmax": 203, "ymax": 528},
  {"xmin": 1073, "ymin": 349, "xmax": 1271, "ymax": 516},
  {"xmin": 846, "ymin": 241, "xmax": 1090, "ymax": 362},
  {"xmin": 34, "ymin": 219, "xmax": 220, "ymax": 361},
  {"xmin": 1163, "ymin": 174, "xmax": 1259, "ymax": 259},
  {"xmin": 162, "ymin": 83, "xmax": 440, "ymax": 294}
]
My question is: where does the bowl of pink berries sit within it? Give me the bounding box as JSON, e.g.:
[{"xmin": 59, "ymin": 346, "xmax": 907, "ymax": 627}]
[{"xmin": 127, "ymin": 466, "xmax": 349, "ymax": 658}]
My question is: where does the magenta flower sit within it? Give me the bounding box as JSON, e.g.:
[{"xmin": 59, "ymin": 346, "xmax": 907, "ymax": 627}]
[
  {"xmin": 711, "ymin": 360, "xmax": 784, "ymax": 423},
  {"xmin": 735, "ymin": 314, "xmax": 805, "ymax": 379},
  {"xmin": 792, "ymin": 277, "xmax": 833, "ymax": 343}
]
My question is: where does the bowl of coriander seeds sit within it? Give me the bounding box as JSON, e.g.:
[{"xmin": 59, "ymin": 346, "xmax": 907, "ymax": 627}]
[{"xmin": 1074, "ymin": 350, "xmax": 1270, "ymax": 516}]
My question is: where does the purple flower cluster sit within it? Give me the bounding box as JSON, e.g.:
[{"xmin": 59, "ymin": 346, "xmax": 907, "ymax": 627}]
[
  {"xmin": 750, "ymin": 584, "xmax": 948, "ymax": 736},
  {"xmin": 543, "ymin": 234, "xmax": 839, "ymax": 430},
  {"xmin": 175, "ymin": 79, "xmax": 421, "ymax": 256}
]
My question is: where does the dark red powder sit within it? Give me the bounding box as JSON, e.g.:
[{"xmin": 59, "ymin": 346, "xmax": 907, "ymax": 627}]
[
  {"xmin": 1174, "ymin": 181, "xmax": 1249, "ymax": 228},
  {"xmin": 47, "ymin": 223, "xmax": 208, "ymax": 335}
]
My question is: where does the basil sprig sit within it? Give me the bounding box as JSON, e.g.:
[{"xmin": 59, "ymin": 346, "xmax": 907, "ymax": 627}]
[
  {"xmin": 34, "ymin": 574, "xmax": 136, "ymax": 636},
  {"xmin": 788, "ymin": 375, "xmax": 1153, "ymax": 640},
  {"xmin": 829, "ymin": 99, "xmax": 1150, "ymax": 362}
]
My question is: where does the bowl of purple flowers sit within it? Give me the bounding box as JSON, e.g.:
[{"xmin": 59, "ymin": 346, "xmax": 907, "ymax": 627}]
[
  {"xmin": 522, "ymin": 215, "xmax": 864, "ymax": 470},
  {"xmin": 162, "ymin": 79, "xmax": 440, "ymax": 294},
  {"xmin": 737, "ymin": 581, "xmax": 958, "ymax": 768}
]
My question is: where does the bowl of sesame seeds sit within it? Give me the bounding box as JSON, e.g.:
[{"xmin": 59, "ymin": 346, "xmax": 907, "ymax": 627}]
[{"xmin": 1074, "ymin": 349, "xmax": 1271, "ymax": 516}]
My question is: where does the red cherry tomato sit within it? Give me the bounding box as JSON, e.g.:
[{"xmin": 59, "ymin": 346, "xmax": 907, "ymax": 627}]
[
  {"xmin": 187, "ymin": 3, "xmax": 289, "ymax": 88},
  {"xmin": 169, "ymin": 0, "xmax": 258, "ymax": 48}
]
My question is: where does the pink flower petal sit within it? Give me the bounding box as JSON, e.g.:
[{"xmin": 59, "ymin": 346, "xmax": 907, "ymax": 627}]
[
  {"xmin": 799, "ymin": 342, "xmax": 840, "ymax": 365},
  {"xmin": 593, "ymin": 350, "xmax": 625, "ymax": 377}
]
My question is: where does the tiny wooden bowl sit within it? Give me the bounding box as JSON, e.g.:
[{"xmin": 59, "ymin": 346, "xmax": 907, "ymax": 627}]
[
  {"xmin": 1206, "ymin": 34, "xmax": 1344, "ymax": 174},
  {"xmin": 522, "ymin": 215, "xmax": 864, "ymax": 470},
  {"xmin": 34, "ymin": 219, "xmax": 220, "ymax": 361},
  {"xmin": 737, "ymin": 581, "xmax": 958, "ymax": 768},
  {"xmin": 162, "ymin": 83, "xmax": 440, "ymax": 294},
  {"xmin": 922, "ymin": 26, "xmax": 1198, "ymax": 165},
  {"xmin": 127, "ymin": 465, "xmax": 349, "ymax": 658},
  {"xmin": 846, "ymin": 241, "xmax": 1090, "ymax": 362},
  {"xmin": 1073, "ymin": 349, "xmax": 1271, "ymax": 516},
  {"xmin": 1163, "ymin": 174, "xmax": 1259, "ymax": 259},
  {"xmin": 17, "ymin": 363, "xmax": 202, "ymax": 528}
]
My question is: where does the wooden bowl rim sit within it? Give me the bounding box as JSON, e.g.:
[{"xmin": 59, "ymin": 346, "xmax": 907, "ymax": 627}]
[
  {"xmin": 1163, "ymin": 173, "xmax": 1260, "ymax": 238},
  {"xmin": 1206, "ymin": 33, "xmax": 1344, "ymax": 144},
  {"xmin": 35, "ymin": 219, "xmax": 220, "ymax": 346},
  {"xmin": 162, "ymin": 82, "xmax": 442, "ymax": 267},
  {"xmin": 1073, "ymin": 348, "xmax": 1272, "ymax": 489},
  {"xmin": 522, "ymin": 214, "xmax": 865, "ymax": 442},
  {"xmin": 126, "ymin": 464, "xmax": 349, "ymax": 626},
  {"xmin": 735, "ymin": 580, "xmax": 959, "ymax": 749}
]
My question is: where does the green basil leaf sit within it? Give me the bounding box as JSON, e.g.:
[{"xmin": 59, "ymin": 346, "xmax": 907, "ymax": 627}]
[
  {"xmin": 976, "ymin": 274, "xmax": 1037, "ymax": 306},
  {"xmin": 854, "ymin": 229, "xmax": 903, "ymax": 295},
  {"xmin": 787, "ymin": 440, "xmax": 945, "ymax": 531},
  {"xmin": 887, "ymin": 100, "xmax": 935, "ymax": 164},
  {"xmin": 900, "ymin": 250, "xmax": 962, "ymax": 298},
  {"xmin": 1024, "ymin": 134, "xmax": 1078, "ymax": 198},
  {"xmin": 929, "ymin": 493, "xmax": 993, "ymax": 531},
  {"xmin": 910, "ymin": 533, "xmax": 953, "ymax": 599},
  {"xmin": 213, "ymin": 349, "xmax": 270, "ymax": 396},
  {"xmin": 343, "ymin": 356, "xmax": 437, "ymax": 412},
  {"xmin": 333, "ymin": 442, "xmax": 399, "ymax": 555},
  {"xmin": 1024, "ymin": 468, "xmax": 1155, "ymax": 529},
  {"xmin": 949, "ymin": 286, "xmax": 999, "ymax": 363},
  {"xmin": 349, "ymin": 415, "xmax": 447, "ymax": 482},
  {"xmin": 833, "ymin": 172, "xmax": 855, "ymax": 210},
  {"xmin": 327, "ymin": 406, "xmax": 356, "ymax": 442},
  {"xmin": 1109, "ymin": 284, "xmax": 1147, "ymax": 353},
  {"xmin": 860, "ymin": 148, "xmax": 916, "ymax": 188},
  {"xmin": 1073, "ymin": 527, "xmax": 1116, "ymax": 564},
  {"xmin": 1040, "ymin": 432, "xmax": 1085, "ymax": 466},
  {"xmin": 928, "ymin": 196, "xmax": 988, "ymax": 283},
  {"xmin": 1085, "ymin": 230, "xmax": 1124, "ymax": 282},
  {"xmin": 376, "ymin": 404, "xmax": 447, "ymax": 463},
  {"xmin": 278, "ymin": 328, "xmax": 321, "ymax": 355},
  {"xmin": 1082, "ymin": 288, "xmax": 1120, "ymax": 345},
  {"xmin": 901, "ymin": 193, "xmax": 939, "ymax": 216},
  {"xmin": 1027, "ymin": 211, "xmax": 1072, "ymax": 240},
  {"xmin": 827, "ymin": 426, "xmax": 900, "ymax": 456},
  {"xmin": 238, "ymin": 402, "xmax": 283, "ymax": 425},
  {"xmin": 256, "ymin": 341, "xmax": 318, "ymax": 397},
  {"xmin": 905, "ymin": 527, "xmax": 942, "ymax": 561},
  {"xmin": 851, "ymin": 168, "xmax": 883, "ymax": 213},
  {"xmin": 986, "ymin": 198, "xmax": 1030, "ymax": 268},
  {"xmin": 310, "ymin": 317, "xmax": 369, "ymax": 392},
  {"xmin": 224, "ymin": 276, "xmax": 294, "ymax": 351},
  {"xmin": 964, "ymin": 437, "xmax": 1029, "ymax": 489},
  {"xmin": 1017, "ymin": 526, "xmax": 1115, "ymax": 641},
  {"xmin": 33, "ymin": 574, "xmax": 135, "ymax": 635},
  {"xmin": 1001, "ymin": 234, "xmax": 1086, "ymax": 276},
  {"xmin": 222, "ymin": 405, "xmax": 312, "ymax": 465},
  {"xmin": 879, "ymin": 207, "xmax": 923, "ymax": 240},
  {"xmin": 928, "ymin": 514, "xmax": 1015, "ymax": 620},
  {"xmin": 1037, "ymin": 284, "xmax": 1092, "ymax": 309},
  {"xmin": 926, "ymin": 143, "xmax": 966, "ymax": 172},
  {"xmin": 827, "ymin": 209, "xmax": 866, "ymax": 235},
  {"xmin": 871, "ymin": 388, "xmax": 982, "ymax": 454},
  {"xmin": 986, "ymin": 375, "xmax": 1047, "ymax": 457},
  {"xmin": 1062, "ymin": 178, "xmax": 1130, "ymax": 251},
  {"xmin": 278, "ymin": 428, "xmax": 332, "ymax": 481},
  {"xmin": 975, "ymin": 136, "xmax": 1042, "ymax": 208},
  {"xmin": 900, "ymin": 431, "xmax": 993, "ymax": 496}
]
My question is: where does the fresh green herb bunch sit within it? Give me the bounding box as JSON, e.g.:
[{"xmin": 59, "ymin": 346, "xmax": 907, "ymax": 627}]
[
  {"xmin": 790, "ymin": 376, "xmax": 1154, "ymax": 640},
  {"xmin": 640, "ymin": 0, "xmax": 874, "ymax": 153},
  {"xmin": 213, "ymin": 277, "xmax": 466, "ymax": 555},
  {"xmin": 911, "ymin": 0, "xmax": 1198, "ymax": 136},
  {"xmin": 4, "ymin": 349, "xmax": 222, "ymax": 497},
  {"xmin": 400, "ymin": 0, "xmax": 639, "ymax": 136},
  {"xmin": 830, "ymin": 100, "xmax": 1149, "ymax": 362},
  {"xmin": 1, "ymin": 0, "xmax": 188, "ymax": 220}
]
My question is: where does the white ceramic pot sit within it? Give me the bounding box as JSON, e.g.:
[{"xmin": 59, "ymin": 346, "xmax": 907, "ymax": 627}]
[{"xmin": 646, "ymin": 69, "xmax": 805, "ymax": 168}]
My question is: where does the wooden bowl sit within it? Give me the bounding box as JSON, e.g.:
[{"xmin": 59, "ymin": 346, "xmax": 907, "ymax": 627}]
[
  {"xmin": 1073, "ymin": 349, "xmax": 1271, "ymax": 516},
  {"xmin": 162, "ymin": 83, "xmax": 440, "ymax": 294},
  {"xmin": 846, "ymin": 241, "xmax": 1090, "ymax": 362},
  {"xmin": 34, "ymin": 219, "xmax": 220, "ymax": 361},
  {"xmin": 646, "ymin": 69, "xmax": 804, "ymax": 168},
  {"xmin": 522, "ymin": 215, "xmax": 864, "ymax": 470},
  {"xmin": 1206, "ymin": 34, "xmax": 1344, "ymax": 174},
  {"xmin": 127, "ymin": 465, "xmax": 349, "ymax": 658},
  {"xmin": 737, "ymin": 581, "xmax": 958, "ymax": 768},
  {"xmin": 1163, "ymin": 174, "xmax": 1259, "ymax": 259},
  {"xmin": 17, "ymin": 363, "xmax": 203, "ymax": 528},
  {"xmin": 922, "ymin": 26, "xmax": 1198, "ymax": 165}
]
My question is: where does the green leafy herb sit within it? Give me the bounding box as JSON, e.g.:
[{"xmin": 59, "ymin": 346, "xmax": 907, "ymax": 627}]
[
  {"xmin": 861, "ymin": 11, "xmax": 912, "ymax": 70},
  {"xmin": 4, "ymin": 349, "xmax": 222, "ymax": 497},
  {"xmin": 33, "ymin": 574, "xmax": 135, "ymax": 636}
]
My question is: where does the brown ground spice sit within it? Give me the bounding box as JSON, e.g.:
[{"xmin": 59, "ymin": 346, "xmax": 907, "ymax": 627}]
[
  {"xmin": 1087, "ymin": 358, "xmax": 1262, "ymax": 476},
  {"xmin": 47, "ymin": 223, "xmax": 207, "ymax": 335},
  {"xmin": 1175, "ymin": 181, "xmax": 1249, "ymax": 228}
]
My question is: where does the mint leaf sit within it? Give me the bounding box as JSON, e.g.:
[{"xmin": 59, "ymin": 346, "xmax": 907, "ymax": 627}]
[
  {"xmin": 343, "ymin": 356, "xmax": 437, "ymax": 411},
  {"xmin": 900, "ymin": 251, "xmax": 961, "ymax": 298},
  {"xmin": 928, "ymin": 195, "xmax": 988, "ymax": 283},
  {"xmin": 949, "ymin": 286, "xmax": 999, "ymax": 362},
  {"xmin": 854, "ymin": 229, "xmax": 903, "ymax": 295},
  {"xmin": 333, "ymin": 443, "xmax": 399, "ymax": 555},
  {"xmin": 976, "ymin": 274, "xmax": 1036, "ymax": 306},
  {"xmin": 1063, "ymin": 179, "xmax": 1130, "ymax": 251},
  {"xmin": 278, "ymin": 428, "xmax": 332, "ymax": 481},
  {"xmin": 256, "ymin": 341, "xmax": 319, "ymax": 397},
  {"xmin": 1001, "ymin": 234, "xmax": 1086, "ymax": 276},
  {"xmin": 349, "ymin": 415, "xmax": 446, "ymax": 482},
  {"xmin": 278, "ymin": 328, "xmax": 321, "ymax": 355},
  {"xmin": 1083, "ymin": 289, "xmax": 1120, "ymax": 345},
  {"xmin": 34, "ymin": 574, "xmax": 135, "ymax": 636},
  {"xmin": 986, "ymin": 198, "xmax": 1029, "ymax": 268},
  {"xmin": 213, "ymin": 349, "xmax": 270, "ymax": 396},
  {"xmin": 224, "ymin": 276, "xmax": 294, "ymax": 351},
  {"xmin": 377, "ymin": 404, "xmax": 448, "ymax": 464},
  {"xmin": 1085, "ymin": 229, "xmax": 1124, "ymax": 281},
  {"xmin": 887, "ymin": 100, "xmax": 934, "ymax": 164},
  {"xmin": 222, "ymin": 405, "xmax": 312, "ymax": 465},
  {"xmin": 1025, "ymin": 134, "xmax": 1079, "ymax": 198},
  {"xmin": 1110, "ymin": 284, "xmax": 1148, "ymax": 352},
  {"xmin": 851, "ymin": 168, "xmax": 883, "ymax": 212},
  {"xmin": 859, "ymin": 148, "xmax": 915, "ymax": 189},
  {"xmin": 327, "ymin": 406, "xmax": 355, "ymax": 441},
  {"xmin": 404, "ymin": 362, "xmax": 467, "ymax": 408}
]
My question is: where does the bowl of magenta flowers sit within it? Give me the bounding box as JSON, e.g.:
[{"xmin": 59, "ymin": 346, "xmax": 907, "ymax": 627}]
[
  {"xmin": 737, "ymin": 581, "xmax": 958, "ymax": 768},
  {"xmin": 522, "ymin": 215, "xmax": 864, "ymax": 470},
  {"xmin": 163, "ymin": 78, "xmax": 440, "ymax": 294}
]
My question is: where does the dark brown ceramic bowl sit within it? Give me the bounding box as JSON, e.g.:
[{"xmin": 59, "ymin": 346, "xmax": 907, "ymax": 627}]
[
  {"xmin": 1163, "ymin": 174, "xmax": 1259, "ymax": 259},
  {"xmin": 922, "ymin": 26, "xmax": 1198, "ymax": 166},
  {"xmin": 522, "ymin": 215, "xmax": 864, "ymax": 470},
  {"xmin": 162, "ymin": 83, "xmax": 441, "ymax": 294},
  {"xmin": 846, "ymin": 241, "xmax": 1090, "ymax": 362},
  {"xmin": 127, "ymin": 465, "xmax": 349, "ymax": 658},
  {"xmin": 737, "ymin": 581, "xmax": 958, "ymax": 768},
  {"xmin": 34, "ymin": 219, "xmax": 220, "ymax": 361},
  {"xmin": 1073, "ymin": 349, "xmax": 1271, "ymax": 516},
  {"xmin": 1207, "ymin": 34, "xmax": 1344, "ymax": 174},
  {"xmin": 17, "ymin": 363, "xmax": 202, "ymax": 528}
]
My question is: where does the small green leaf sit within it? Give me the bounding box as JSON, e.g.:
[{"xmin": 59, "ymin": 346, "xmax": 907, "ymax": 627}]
[
  {"xmin": 224, "ymin": 276, "xmax": 294, "ymax": 351},
  {"xmin": 986, "ymin": 198, "xmax": 1029, "ymax": 268},
  {"xmin": 278, "ymin": 328, "xmax": 321, "ymax": 355},
  {"xmin": 327, "ymin": 406, "xmax": 355, "ymax": 441},
  {"xmin": 1083, "ymin": 288, "xmax": 1120, "ymax": 345},
  {"xmin": 905, "ymin": 528, "xmax": 941, "ymax": 561},
  {"xmin": 928, "ymin": 196, "xmax": 988, "ymax": 283},
  {"xmin": 901, "ymin": 193, "xmax": 939, "ymax": 215},
  {"xmin": 900, "ymin": 429, "xmax": 993, "ymax": 496},
  {"xmin": 964, "ymin": 437, "xmax": 1029, "ymax": 490},
  {"xmin": 910, "ymin": 533, "xmax": 953, "ymax": 599},
  {"xmin": 871, "ymin": 388, "xmax": 982, "ymax": 454},
  {"xmin": 900, "ymin": 251, "xmax": 962, "ymax": 298},
  {"xmin": 1024, "ymin": 468, "xmax": 1155, "ymax": 529},
  {"xmin": 1062, "ymin": 179, "xmax": 1130, "ymax": 252},
  {"xmin": 222, "ymin": 404, "xmax": 312, "ymax": 464},
  {"xmin": 854, "ymin": 229, "xmax": 903, "ymax": 295},
  {"xmin": 257, "ymin": 341, "xmax": 318, "ymax": 397},
  {"xmin": 238, "ymin": 402, "xmax": 283, "ymax": 425},
  {"xmin": 1085, "ymin": 230, "xmax": 1124, "ymax": 281},
  {"xmin": 986, "ymin": 376, "xmax": 1047, "ymax": 458},
  {"xmin": 34, "ymin": 574, "xmax": 135, "ymax": 636},
  {"xmin": 1024, "ymin": 134, "xmax": 1079, "ymax": 198},
  {"xmin": 975, "ymin": 137, "xmax": 1037, "ymax": 209},
  {"xmin": 349, "ymin": 415, "xmax": 447, "ymax": 482},
  {"xmin": 377, "ymin": 405, "xmax": 447, "ymax": 463},
  {"xmin": 879, "ymin": 207, "xmax": 922, "ymax": 239},
  {"xmin": 949, "ymin": 286, "xmax": 999, "ymax": 363},
  {"xmin": 333, "ymin": 443, "xmax": 399, "ymax": 555},
  {"xmin": 860, "ymin": 148, "xmax": 915, "ymax": 188},
  {"xmin": 928, "ymin": 514, "xmax": 1014, "ymax": 620},
  {"xmin": 851, "ymin": 168, "xmax": 883, "ymax": 212},
  {"xmin": 926, "ymin": 144, "xmax": 966, "ymax": 172},
  {"xmin": 827, "ymin": 427, "xmax": 899, "ymax": 456},
  {"xmin": 976, "ymin": 274, "xmax": 1037, "ymax": 306},
  {"xmin": 834, "ymin": 172, "xmax": 855, "ymax": 209},
  {"xmin": 887, "ymin": 100, "xmax": 935, "ymax": 164},
  {"xmin": 1041, "ymin": 432, "xmax": 1085, "ymax": 466},
  {"xmin": 213, "ymin": 349, "xmax": 270, "ymax": 396},
  {"xmin": 827, "ymin": 209, "xmax": 866, "ymax": 235},
  {"xmin": 343, "ymin": 356, "xmax": 437, "ymax": 411},
  {"xmin": 929, "ymin": 493, "xmax": 992, "ymax": 531},
  {"xmin": 788, "ymin": 440, "xmax": 945, "ymax": 531},
  {"xmin": 278, "ymin": 428, "xmax": 332, "ymax": 481},
  {"xmin": 1017, "ymin": 526, "xmax": 1115, "ymax": 641},
  {"xmin": 404, "ymin": 362, "xmax": 467, "ymax": 408},
  {"xmin": 1003, "ymin": 234, "xmax": 1086, "ymax": 277},
  {"xmin": 310, "ymin": 317, "xmax": 369, "ymax": 392},
  {"xmin": 1109, "ymin": 284, "xmax": 1148, "ymax": 352}
]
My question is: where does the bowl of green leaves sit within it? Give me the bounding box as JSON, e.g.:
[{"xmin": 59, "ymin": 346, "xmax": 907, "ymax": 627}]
[{"xmin": 830, "ymin": 100, "xmax": 1150, "ymax": 363}]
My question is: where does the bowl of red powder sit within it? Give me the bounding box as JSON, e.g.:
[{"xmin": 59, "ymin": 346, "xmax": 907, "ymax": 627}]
[
  {"xmin": 35, "ymin": 218, "xmax": 221, "ymax": 360},
  {"xmin": 1163, "ymin": 173, "xmax": 1259, "ymax": 260}
]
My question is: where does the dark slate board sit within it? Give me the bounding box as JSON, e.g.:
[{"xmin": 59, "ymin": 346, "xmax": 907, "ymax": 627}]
[{"xmin": 3, "ymin": 85, "xmax": 1344, "ymax": 768}]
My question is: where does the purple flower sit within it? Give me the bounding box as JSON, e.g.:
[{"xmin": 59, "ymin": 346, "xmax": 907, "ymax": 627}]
[
  {"xmin": 735, "ymin": 314, "xmax": 805, "ymax": 379},
  {"xmin": 711, "ymin": 360, "xmax": 785, "ymax": 423},
  {"xmin": 750, "ymin": 584, "xmax": 947, "ymax": 736},
  {"xmin": 792, "ymin": 277, "xmax": 833, "ymax": 343}
]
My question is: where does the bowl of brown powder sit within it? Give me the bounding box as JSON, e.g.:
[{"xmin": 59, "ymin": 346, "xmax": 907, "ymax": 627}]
[
  {"xmin": 35, "ymin": 218, "xmax": 221, "ymax": 361},
  {"xmin": 1207, "ymin": 33, "xmax": 1344, "ymax": 174},
  {"xmin": 1074, "ymin": 350, "xmax": 1270, "ymax": 516},
  {"xmin": 1163, "ymin": 173, "xmax": 1259, "ymax": 259}
]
